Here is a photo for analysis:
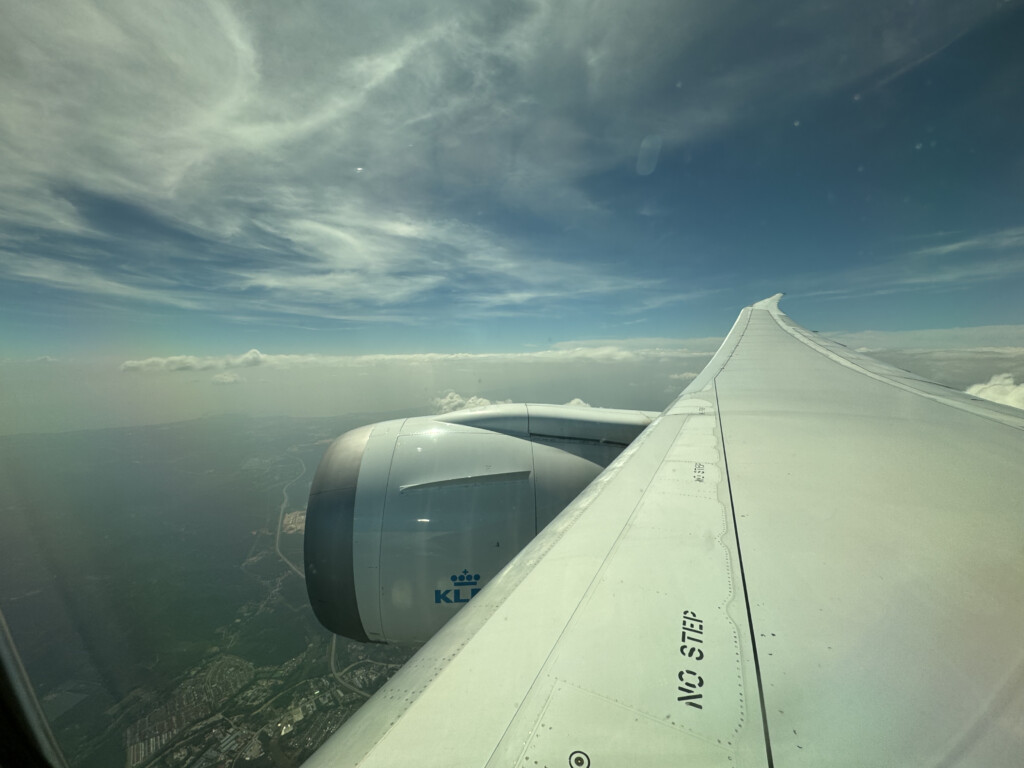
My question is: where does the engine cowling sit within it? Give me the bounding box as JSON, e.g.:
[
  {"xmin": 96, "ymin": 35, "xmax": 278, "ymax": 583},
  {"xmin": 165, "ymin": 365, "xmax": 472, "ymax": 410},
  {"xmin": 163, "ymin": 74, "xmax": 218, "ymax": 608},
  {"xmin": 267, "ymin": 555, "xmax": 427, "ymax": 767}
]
[{"xmin": 304, "ymin": 403, "xmax": 655, "ymax": 643}]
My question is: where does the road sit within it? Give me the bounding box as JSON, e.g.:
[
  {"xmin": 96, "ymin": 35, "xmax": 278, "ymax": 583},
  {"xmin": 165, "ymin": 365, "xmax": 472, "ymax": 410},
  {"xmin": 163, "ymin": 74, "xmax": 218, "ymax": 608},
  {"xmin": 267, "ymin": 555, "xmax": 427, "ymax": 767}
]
[
  {"xmin": 329, "ymin": 635, "xmax": 370, "ymax": 700},
  {"xmin": 275, "ymin": 457, "xmax": 307, "ymax": 579}
]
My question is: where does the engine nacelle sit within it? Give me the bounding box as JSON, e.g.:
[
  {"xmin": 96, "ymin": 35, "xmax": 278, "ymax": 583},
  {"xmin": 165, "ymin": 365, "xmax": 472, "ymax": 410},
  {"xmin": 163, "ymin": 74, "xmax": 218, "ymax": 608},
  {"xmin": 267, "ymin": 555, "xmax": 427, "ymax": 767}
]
[{"xmin": 304, "ymin": 404, "xmax": 655, "ymax": 643}]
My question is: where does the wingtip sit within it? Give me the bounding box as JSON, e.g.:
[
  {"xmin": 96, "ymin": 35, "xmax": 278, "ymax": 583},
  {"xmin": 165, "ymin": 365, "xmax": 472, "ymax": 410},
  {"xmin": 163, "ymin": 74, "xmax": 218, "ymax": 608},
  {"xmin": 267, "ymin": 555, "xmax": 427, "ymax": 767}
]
[{"xmin": 751, "ymin": 293, "xmax": 785, "ymax": 311}]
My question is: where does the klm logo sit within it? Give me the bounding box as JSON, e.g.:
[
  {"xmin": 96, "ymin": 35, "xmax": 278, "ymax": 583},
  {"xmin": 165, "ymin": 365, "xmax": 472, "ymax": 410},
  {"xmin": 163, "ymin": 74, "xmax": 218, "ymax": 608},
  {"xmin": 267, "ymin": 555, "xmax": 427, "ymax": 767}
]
[{"xmin": 434, "ymin": 569, "xmax": 481, "ymax": 604}]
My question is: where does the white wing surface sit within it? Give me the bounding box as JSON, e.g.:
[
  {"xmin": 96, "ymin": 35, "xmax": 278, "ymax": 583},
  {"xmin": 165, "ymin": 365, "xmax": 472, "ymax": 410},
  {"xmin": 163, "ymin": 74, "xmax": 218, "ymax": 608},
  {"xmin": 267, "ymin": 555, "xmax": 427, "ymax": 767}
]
[{"xmin": 304, "ymin": 295, "xmax": 1024, "ymax": 767}]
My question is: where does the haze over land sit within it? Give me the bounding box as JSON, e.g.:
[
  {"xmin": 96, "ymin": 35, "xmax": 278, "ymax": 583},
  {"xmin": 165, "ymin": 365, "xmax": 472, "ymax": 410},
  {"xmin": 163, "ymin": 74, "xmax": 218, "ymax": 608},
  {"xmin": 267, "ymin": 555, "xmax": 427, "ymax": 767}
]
[
  {"xmin": 0, "ymin": 413, "xmax": 421, "ymax": 768},
  {"xmin": 3, "ymin": 330, "xmax": 1023, "ymax": 435}
]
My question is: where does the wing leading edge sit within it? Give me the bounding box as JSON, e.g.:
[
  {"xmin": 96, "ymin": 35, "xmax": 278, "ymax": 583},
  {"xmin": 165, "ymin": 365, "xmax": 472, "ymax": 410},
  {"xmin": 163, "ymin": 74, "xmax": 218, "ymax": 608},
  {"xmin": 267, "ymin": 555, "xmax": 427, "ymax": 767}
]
[{"xmin": 304, "ymin": 295, "xmax": 1024, "ymax": 767}]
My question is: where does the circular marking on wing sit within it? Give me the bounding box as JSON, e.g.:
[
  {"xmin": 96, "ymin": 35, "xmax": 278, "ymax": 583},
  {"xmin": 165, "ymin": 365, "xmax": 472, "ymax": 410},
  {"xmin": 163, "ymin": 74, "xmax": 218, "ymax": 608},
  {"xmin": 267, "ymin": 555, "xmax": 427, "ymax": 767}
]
[{"xmin": 568, "ymin": 750, "xmax": 590, "ymax": 768}]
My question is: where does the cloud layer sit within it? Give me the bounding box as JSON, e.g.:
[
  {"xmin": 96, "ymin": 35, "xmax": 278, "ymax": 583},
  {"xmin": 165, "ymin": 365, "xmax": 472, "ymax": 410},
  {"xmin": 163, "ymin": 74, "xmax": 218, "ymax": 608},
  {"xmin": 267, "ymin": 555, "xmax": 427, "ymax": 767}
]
[
  {"xmin": 966, "ymin": 373, "xmax": 1024, "ymax": 410},
  {"xmin": 7, "ymin": 333, "xmax": 1024, "ymax": 435},
  {"xmin": 432, "ymin": 392, "xmax": 512, "ymax": 414},
  {"xmin": 120, "ymin": 344, "xmax": 717, "ymax": 373},
  {"xmin": 431, "ymin": 391, "xmax": 591, "ymax": 414}
]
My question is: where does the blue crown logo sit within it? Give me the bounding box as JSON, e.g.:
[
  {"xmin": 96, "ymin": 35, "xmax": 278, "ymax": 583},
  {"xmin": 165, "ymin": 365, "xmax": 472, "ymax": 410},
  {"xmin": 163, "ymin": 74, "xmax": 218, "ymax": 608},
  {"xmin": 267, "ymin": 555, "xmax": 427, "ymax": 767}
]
[
  {"xmin": 435, "ymin": 569, "xmax": 483, "ymax": 604},
  {"xmin": 450, "ymin": 569, "xmax": 480, "ymax": 587}
]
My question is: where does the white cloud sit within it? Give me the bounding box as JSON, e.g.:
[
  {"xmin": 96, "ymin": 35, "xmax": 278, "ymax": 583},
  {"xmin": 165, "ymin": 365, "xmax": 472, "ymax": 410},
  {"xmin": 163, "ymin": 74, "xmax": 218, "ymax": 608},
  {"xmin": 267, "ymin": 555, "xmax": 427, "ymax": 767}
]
[
  {"xmin": 211, "ymin": 372, "xmax": 242, "ymax": 385},
  {"xmin": 965, "ymin": 374, "xmax": 1024, "ymax": 411},
  {"xmin": 669, "ymin": 372, "xmax": 698, "ymax": 381},
  {"xmin": 432, "ymin": 391, "xmax": 511, "ymax": 414},
  {"xmin": 431, "ymin": 392, "xmax": 590, "ymax": 413},
  {"xmin": 553, "ymin": 336, "xmax": 724, "ymax": 353},
  {"xmin": 122, "ymin": 349, "xmax": 265, "ymax": 372},
  {"xmin": 120, "ymin": 344, "xmax": 715, "ymax": 373}
]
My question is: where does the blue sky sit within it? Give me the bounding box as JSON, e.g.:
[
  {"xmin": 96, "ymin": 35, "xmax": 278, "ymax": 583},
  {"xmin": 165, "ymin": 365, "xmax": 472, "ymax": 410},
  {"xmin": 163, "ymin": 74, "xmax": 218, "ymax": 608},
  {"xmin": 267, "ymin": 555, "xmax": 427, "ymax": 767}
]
[{"xmin": 2, "ymin": 0, "xmax": 1024, "ymax": 432}]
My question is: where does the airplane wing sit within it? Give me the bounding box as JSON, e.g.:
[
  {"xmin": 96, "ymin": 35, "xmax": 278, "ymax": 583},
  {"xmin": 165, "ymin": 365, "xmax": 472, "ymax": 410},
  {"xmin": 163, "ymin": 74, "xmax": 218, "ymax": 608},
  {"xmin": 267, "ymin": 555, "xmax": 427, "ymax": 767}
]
[{"xmin": 304, "ymin": 294, "xmax": 1024, "ymax": 767}]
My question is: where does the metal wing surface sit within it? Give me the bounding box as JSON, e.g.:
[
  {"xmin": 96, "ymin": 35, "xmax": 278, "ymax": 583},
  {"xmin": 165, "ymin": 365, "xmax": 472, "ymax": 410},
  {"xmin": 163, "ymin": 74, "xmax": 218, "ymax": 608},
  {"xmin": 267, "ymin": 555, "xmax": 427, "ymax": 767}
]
[{"xmin": 305, "ymin": 295, "xmax": 1024, "ymax": 767}]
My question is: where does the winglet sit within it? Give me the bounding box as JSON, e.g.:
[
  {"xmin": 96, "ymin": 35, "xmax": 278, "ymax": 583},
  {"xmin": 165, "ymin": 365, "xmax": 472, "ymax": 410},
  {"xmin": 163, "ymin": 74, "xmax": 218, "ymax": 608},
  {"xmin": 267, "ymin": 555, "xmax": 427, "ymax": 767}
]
[{"xmin": 751, "ymin": 293, "xmax": 784, "ymax": 311}]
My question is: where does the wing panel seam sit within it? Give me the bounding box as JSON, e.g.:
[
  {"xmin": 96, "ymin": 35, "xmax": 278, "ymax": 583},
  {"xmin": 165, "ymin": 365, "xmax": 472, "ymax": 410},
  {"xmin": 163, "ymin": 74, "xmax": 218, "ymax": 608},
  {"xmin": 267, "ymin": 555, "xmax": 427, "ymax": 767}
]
[{"xmin": 713, "ymin": 378, "xmax": 775, "ymax": 768}]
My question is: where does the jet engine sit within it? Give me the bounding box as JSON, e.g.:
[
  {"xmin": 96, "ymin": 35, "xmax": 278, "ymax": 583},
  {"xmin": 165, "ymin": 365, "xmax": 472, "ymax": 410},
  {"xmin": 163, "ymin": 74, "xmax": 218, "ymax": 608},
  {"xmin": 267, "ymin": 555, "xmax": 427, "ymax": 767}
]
[{"xmin": 304, "ymin": 403, "xmax": 655, "ymax": 643}]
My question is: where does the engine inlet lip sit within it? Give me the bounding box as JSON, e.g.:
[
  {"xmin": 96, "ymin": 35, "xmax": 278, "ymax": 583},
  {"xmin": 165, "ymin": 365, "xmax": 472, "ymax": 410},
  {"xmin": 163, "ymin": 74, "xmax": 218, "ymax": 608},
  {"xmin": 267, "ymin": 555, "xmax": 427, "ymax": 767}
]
[{"xmin": 304, "ymin": 424, "xmax": 374, "ymax": 642}]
